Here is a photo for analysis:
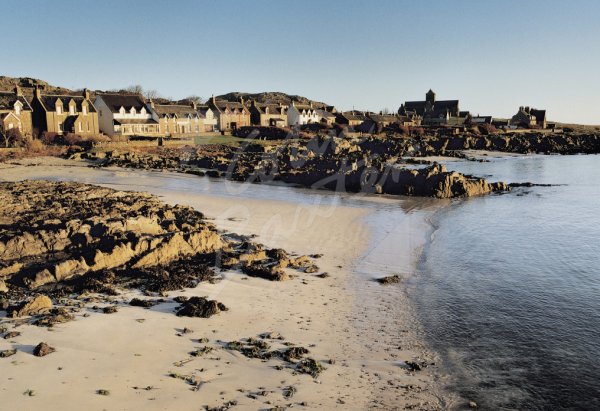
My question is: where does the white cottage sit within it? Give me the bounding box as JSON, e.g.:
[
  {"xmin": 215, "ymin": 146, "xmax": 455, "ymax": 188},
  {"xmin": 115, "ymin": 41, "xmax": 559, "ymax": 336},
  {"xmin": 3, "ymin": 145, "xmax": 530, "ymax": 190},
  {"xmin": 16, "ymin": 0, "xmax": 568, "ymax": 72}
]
[
  {"xmin": 287, "ymin": 102, "xmax": 320, "ymax": 126},
  {"xmin": 94, "ymin": 93, "xmax": 160, "ymax": 136}
]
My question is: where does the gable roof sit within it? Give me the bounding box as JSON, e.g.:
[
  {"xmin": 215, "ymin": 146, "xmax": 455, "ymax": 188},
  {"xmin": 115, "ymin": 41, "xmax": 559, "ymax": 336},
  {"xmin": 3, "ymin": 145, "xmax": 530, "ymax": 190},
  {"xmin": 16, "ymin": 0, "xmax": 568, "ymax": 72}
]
[
  {"xmin": 253, "ymin": 103, "xmax": 286, "ymax": 115},
  {"xmin": 96, "ymin": 93, "xmax": 146, "ymax": 113},
  {"xmin": 39, "ymin": 94, "xmax": 96, "ymax": 113},
  {"xmin": 315, "ymin": 109, "xmax": 335, "ymax": 119},
  {"xmin": 154, "ymin": 104, "xmax": 198, "ymax": 118},
  {"xmin": 0, "ymin": 91, "xmax": 32, "ymax": 111}
]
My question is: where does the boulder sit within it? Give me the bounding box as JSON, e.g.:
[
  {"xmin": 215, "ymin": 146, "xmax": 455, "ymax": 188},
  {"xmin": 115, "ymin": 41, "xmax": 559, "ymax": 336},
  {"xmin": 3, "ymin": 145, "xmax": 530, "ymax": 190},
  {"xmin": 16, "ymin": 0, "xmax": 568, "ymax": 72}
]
[{"xmin": 10, "ymin": 295, "xmax": 53, "ymax": 317}]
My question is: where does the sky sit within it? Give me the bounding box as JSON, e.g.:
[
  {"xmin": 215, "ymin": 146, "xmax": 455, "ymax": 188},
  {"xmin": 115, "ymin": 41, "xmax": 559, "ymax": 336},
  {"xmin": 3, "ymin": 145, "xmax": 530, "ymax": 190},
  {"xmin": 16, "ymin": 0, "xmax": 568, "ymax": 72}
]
[{"xmin": 1, "ymin": 0, "xmax": 599, "ymax": 124}]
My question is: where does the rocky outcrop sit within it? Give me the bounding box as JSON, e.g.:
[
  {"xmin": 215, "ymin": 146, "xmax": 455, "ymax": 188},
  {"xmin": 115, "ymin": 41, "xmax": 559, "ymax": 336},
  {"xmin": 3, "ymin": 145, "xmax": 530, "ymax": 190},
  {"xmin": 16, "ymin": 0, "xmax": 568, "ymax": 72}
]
[
  {"xmin": 0, "ymin": 181, "xmax": 318, "ymax": 321},
  {"xmin": 91, "ymin": 136, "xmax": 509, "ymax": 198}
]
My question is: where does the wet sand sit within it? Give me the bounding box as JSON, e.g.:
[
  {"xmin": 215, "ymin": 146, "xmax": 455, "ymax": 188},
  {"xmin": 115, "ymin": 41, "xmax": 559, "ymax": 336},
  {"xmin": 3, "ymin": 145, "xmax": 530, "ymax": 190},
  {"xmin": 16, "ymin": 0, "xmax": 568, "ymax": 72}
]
[{"xmin": 0, "ymin": 157, "xmax": 447, "ymax": 410}]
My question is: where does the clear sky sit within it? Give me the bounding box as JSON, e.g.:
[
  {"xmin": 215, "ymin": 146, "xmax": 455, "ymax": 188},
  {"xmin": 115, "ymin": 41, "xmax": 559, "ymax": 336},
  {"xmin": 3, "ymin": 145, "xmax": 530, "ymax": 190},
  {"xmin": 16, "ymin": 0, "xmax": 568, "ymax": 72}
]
[{"xmin": 2, "ymin": 0, "xmax": 599, "ymax": 124}]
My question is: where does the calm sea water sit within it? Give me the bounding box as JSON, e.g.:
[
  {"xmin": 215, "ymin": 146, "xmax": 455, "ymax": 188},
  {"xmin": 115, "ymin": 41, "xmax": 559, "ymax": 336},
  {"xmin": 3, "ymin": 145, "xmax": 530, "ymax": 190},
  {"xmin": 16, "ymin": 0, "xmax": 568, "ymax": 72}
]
[{"xmin": 413, "ymin": 154, "xmax": 600, "ymax": 410}]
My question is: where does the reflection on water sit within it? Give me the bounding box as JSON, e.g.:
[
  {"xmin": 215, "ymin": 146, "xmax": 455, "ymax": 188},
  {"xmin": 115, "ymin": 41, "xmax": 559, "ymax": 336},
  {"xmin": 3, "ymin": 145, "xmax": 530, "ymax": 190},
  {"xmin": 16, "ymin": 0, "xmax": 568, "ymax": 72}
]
[{"xmin": 414, "ymin": 154, "xmax": 600, "ymax": 410}]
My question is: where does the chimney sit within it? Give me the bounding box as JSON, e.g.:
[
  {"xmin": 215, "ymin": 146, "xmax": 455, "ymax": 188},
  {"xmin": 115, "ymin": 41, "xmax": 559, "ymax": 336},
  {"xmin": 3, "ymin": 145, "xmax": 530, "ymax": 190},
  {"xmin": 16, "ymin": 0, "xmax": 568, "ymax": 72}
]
[
  {"xmin": 149, "ymin": 99, "xmax": 155, "ymax": 109},
  {"xmin": 14, "ymin": 85, "xmax": 22, "ymax": 96},
  {"xmin": 191, "ymin": 101, "xmax": 197, "ymax": 110},
  {"xmin": 34, "ymin": 86, "xmax": 42, "ymax": 99}
]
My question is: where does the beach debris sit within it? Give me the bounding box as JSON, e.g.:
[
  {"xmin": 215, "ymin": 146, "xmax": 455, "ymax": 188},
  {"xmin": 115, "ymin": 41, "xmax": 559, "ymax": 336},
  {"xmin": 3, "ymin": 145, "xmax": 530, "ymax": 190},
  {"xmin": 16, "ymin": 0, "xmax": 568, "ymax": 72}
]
[
  {"xmin": 469, "ymin": 400, "xmax": 478, "ymax": 408},
  {"xmin": 404, "ymin": 359, "xmax": 428, "ymax": 372},
  {"xmin": 376, "ymin": 274, "xmax": 402, "ymax": 285},
  {"xmin": 23, "ymin": 389, "xmax": 35, "ymax": 396},
  {"xmin": 33, "ymin": 342, "xmax": 55, "ymax": 357},
  {"xmin": 315, "ymin": 272, "xmax": 330, "ymax": 278},
  {"xmin": 33, "ymin": 308, "xmax": 75, "ymax": 327},
  {"xmin": 190, "ymin": 346, "xmax": 213, "ymax": 357},
  {"xmin": 176, "ymin": 297, "xmax": 228, "ymax": 318},
  {"xmin": 295, "ymin": 358, "xmax": 325, "ymax": 378},
  {"xmin": 96, "ymin": 389, "xmax": 110, "ymax": 396},
  {"xmin": 203, "ymin": 400, "xmax": 238, "ymax": 411},
  {"xmin": 129, "ymin": 298, "xmax": 161, "ymax": 308},
  {"xmin": 3, "ymin": 331, "xmax": 21, "ymax": 339},
  {"xmin": 283, "ymin": 385, "xmax": 297, "ymax": 398},
  {"xmin": 103, "ymin": 306, "xmax": 118, "ymax": 314},
  {"xmin": 0, "ymin": 349, "xmax": 17, "ymax": 358}
]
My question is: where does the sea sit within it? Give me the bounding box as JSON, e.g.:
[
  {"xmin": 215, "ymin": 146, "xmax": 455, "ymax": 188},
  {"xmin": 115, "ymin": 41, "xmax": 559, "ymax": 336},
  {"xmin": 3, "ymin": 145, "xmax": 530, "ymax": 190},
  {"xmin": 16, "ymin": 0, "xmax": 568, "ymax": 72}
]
[{"xmin": 412, "ymin": 154, "xmax": 600, "ymax": 410}]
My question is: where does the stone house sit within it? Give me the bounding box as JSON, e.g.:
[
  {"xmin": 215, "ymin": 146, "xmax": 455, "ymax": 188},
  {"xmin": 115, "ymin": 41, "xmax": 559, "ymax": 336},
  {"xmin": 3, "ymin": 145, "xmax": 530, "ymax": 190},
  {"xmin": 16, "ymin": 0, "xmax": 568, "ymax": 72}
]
[
  {"xmin": 152, "ymin": 101, "xmax": 203, "ymax": 136},
  {"xmin": 31, "ymin": 88, "xmax": 99, "ymax": 136},
  {"xmin": 0, "ymin": 86, "xmax": 33, "ymax": 137},
  {"xmin": 94, "ymin": 93, "xmax": 160, "ymax": 136},
  {"xmin": 207, "ymin": 96, "xmax": 251, "ymax": 131},
  {"xmin": 315, "ymin": 109, "xmax": 336, "ymax": 125},
  {"xmin": 249, "ymin": 100, "xmax": 288, "ymax": 127},
  {"xmin": 287, "ymin": 102, "xmax": 320, "ymax": 126},
  {"xmin": 511, "ymin": 106, "xmax": 547, "ymax": 128},
  {"xmin": 197, "ymin": 105, "xmax": 217, "ymax": 132},
  {"xmin": 335, "ymin": 111, "xmax": 370, "ymax": 127}
]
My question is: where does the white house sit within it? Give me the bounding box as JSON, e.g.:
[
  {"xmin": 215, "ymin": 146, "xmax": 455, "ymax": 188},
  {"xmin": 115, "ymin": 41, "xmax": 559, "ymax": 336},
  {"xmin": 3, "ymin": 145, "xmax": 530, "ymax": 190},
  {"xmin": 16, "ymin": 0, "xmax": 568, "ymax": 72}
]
[
  {"xmin": 94, "ymin": 93, "xmax": 160, "ymax": 136},
  {"xmin": 197, "ymin": 105, "xmax": 217, "ymax": 132},
  {"xmin": 287, "ymin": 102, "xmax": 321, "ymax": 126}
]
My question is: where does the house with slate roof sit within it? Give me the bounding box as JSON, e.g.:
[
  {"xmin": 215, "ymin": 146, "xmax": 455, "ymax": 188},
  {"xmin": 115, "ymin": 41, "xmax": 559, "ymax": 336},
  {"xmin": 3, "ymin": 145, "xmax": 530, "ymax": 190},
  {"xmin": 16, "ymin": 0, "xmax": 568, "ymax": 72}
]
[
  {"xmin": 249, "ymin": 100, "xmax": 288, "ymax": 127},
  {"xmin": 287, "ymin": 101, "xmax": 320, "ymax": 126},
  {"xmin": 94, "ymin": 93, "xmax": 160, "ymax": 136},
  {"xmin": 152, "ymin": 101, "xmax": 203, "ymax": 136},
  {"xmin": 0, "ymin": 86, "xmax": 33, "ymax": 137},
  {"xmin": 511, "ymin": 106, "xmax": 547, "ymax": 128},
  {"xmin": 398, "ymin": 89, "xmax": 460, "ymax": 125},
  {"xmin": 207, "ymin": 96, "xmax": 251, "ymax": 131},
  {"xmin": 31, "ymin": 88, "xmax": 99, "ymax": 136}
]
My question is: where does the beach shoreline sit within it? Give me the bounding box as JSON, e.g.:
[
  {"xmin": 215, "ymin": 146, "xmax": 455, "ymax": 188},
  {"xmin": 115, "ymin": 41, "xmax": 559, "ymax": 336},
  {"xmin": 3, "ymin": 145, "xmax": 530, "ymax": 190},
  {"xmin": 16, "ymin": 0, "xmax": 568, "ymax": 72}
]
[{"xmin": 0, "ymin": 158, "xmax": 449, "ymax": 410}]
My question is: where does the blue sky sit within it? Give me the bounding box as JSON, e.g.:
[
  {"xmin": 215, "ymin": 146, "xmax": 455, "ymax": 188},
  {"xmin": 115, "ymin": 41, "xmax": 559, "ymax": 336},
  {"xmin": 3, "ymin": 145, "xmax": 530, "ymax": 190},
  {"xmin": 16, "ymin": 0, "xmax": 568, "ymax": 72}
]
[{"xmin": 2, "ymin": 0, "xmax": 599, "ymax": 123}]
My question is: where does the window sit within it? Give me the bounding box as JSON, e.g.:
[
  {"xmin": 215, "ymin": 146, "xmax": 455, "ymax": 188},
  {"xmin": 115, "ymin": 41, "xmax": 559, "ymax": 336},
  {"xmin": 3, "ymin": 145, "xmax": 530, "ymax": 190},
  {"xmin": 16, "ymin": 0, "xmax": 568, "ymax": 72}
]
[
  {"xmin": 78, "ymin": 123, "xmax": 82, "ymax": 132},
  {"xmin": 8, "ymin": 123, "xmax": 13, "ymax": 129},
  {"xmin": 87, "ymin": 123, "xmax": 90, "ymax": 132},
  {"xmin": 58, "ymin": 123, "xmax": 63, "ymax": 132},
  {"xmin": 14, "ymin": 103, "xmax": 21, "ymax": 115},
  {"xmin": 56, "ymin": 106, "xmax": 62, "ymax": 115},
  {"xmin": 83, "ymin": 106, "xmax": 88, "ymax": 115},
  {"xmin": 69, "ymin": 105, "xmax": 75, "ymax": 115}
]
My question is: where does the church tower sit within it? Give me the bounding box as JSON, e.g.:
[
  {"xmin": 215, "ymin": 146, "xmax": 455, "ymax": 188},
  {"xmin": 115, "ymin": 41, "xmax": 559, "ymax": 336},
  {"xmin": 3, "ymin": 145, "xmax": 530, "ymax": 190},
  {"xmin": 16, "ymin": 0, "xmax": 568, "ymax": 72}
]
[{"xmin": 426, "ymin": 89, "xmax": 436, "ymax": 104}]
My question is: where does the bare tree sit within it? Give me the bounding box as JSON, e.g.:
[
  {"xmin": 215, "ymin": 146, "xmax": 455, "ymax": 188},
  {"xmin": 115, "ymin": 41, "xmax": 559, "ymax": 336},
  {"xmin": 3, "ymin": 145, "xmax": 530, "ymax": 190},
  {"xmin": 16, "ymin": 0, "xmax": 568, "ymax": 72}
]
[
  {"xmin": 186, "ymin": 95, "xmax": 204, "ymax": 104},
  {"xmin": 381, "ymin": 107, "xmax": 391, "ymax": 115},
  {"xmin": 125, "ymin": 84, "xmax": 144, "ymax": 95},
  {"xmin": 144, "ymin": 89, "xmax": 160, "ymax": 100}
]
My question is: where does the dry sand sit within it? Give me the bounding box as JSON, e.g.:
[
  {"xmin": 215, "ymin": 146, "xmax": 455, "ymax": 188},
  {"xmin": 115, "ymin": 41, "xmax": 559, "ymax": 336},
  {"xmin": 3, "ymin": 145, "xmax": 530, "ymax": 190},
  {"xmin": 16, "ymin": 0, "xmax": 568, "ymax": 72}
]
[{"xmin": 0, "ymin": 158, "xmax": 449, "ymax": 410}]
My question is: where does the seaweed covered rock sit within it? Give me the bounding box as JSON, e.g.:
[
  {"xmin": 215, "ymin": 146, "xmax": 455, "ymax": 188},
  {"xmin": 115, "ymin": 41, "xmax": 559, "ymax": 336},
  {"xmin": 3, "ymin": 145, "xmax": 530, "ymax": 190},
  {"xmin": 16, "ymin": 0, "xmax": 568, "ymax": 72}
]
[{"xmin": 176, "ymin": 297, "xmax": 228, "ymax": 318}]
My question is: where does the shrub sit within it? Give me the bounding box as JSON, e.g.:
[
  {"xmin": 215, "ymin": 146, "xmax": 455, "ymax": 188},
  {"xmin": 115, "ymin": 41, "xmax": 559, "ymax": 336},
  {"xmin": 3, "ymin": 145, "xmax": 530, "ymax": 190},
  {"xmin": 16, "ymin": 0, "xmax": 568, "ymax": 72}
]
[
  {"xmin": 1, "ymin": 128, "xmax": 25, "ymax": 147},
  {"xmin": 26, "ymin": 139, "xmax": 45, "ymax": 152},
  {"xmin": 41, "ymin": 132, "xmax": 61, "ymax": 145},
  {"xmin": 110, "ymin": 134, "xmax": 129, "ymax": 143}
]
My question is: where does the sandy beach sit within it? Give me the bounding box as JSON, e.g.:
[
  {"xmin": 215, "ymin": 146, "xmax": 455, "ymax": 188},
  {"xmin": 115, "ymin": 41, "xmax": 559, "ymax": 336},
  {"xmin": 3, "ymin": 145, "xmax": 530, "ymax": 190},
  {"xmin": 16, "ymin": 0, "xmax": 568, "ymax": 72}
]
[{"xmin": 0, "ymin": 158, "xmax": 447, "ymax": 410}]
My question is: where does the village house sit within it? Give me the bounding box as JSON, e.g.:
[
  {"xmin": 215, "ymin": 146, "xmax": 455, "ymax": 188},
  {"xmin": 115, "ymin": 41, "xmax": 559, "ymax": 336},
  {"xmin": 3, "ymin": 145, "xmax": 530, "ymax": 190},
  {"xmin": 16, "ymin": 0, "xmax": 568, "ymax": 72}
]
[
  {"xmin": 94, "ymin": 93, "xmax": 160, "ymax": 136},
  {"xmin": 30, "ymin": 88, "xmax": 99, "ymax": 136},
  {"xmin": 335, "ymin": 111, "xmax": 370, "ymax": 127},
  {"xmin": 197, "ymin": 105, "xmax": 217, "ymax": 132},
  {"xmin": 249, "ymin": 101, "xmax": 288, "ymax": 127},
  {"xmin": 151, "ymin": 101, "xmax": 203, "ymax": 136},
  {"xmin": 0, "ymin": 86, "xmax": 33, "ymax": 137},
  {"xmin": 511, "ymin": 106, "xmax": 547, "ymax": 128},
  {"xmin": 356, "ymin": 113, "xmax": 401, "ymax": 133},
  {"xmin": 207, "ymin": 96, "xmax": 251, "ymax": 131},
  {"xmin": 315, "ymin": 109, "xmax": 336, "ymax": 125},
  {"xmin": 287, "ymin": 101, "xmax": 321, "ymax": 126},
  {"xmin": 399, "ymin": 89, "xmax": 461, "ymax": 125}
]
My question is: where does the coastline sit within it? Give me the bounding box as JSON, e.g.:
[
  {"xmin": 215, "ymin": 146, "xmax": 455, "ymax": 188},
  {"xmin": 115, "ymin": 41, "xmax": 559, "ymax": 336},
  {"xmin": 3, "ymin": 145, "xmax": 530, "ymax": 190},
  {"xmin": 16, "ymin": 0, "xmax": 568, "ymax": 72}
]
[{"xmin": 0, "ymin": 158, "xmax": 449, "ymax": 410}]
